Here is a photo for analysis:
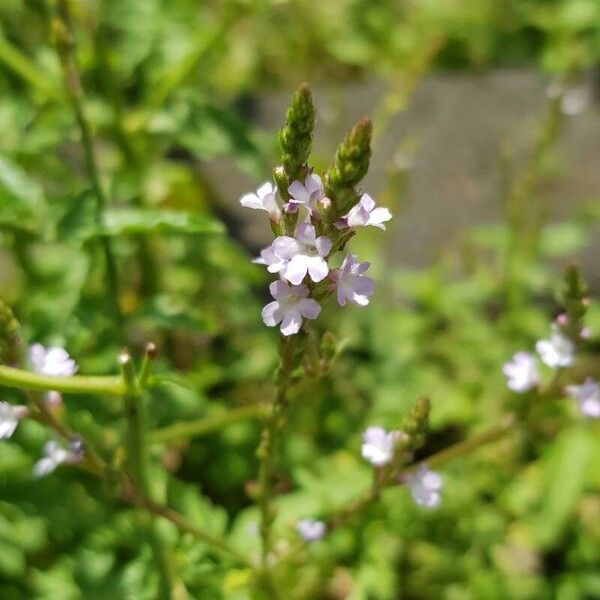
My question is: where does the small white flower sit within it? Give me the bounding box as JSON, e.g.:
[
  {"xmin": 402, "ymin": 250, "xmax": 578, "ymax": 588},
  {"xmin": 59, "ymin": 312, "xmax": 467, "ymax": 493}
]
[
  {"xmin": 33, "ymin": 441, "xmax": 70, "ymax": 477},
  {"xmin": 336, "ymin": 193, "xmax": 392, "ymax": 230},
  {"xmin": 502, "ymin": 352, "xmax": 539, "ymax": 393},
  {"xmin": 239, "ymin": 182, "xmax": 281, "ymax": 221},
  {"xmin": 28, "ymin": 344, "xmax": 77, "ymax": 377},
  {"xmin": 403, "ymin": 464, "xmax": 443, "ymax": 509},
  {"xmin": 270, "ymin": 223, "xmax": 332, "ymax": 285},
  {"xmin": 262, "ymin": 281, "xmax": 321, "ymax": 336},
  {"xmin": 330, "ymin": 254, "xmax": 374, "ymax": 307},
  {"xmin": 287, "ymin": 174, "xmax": 325, "ymax": 214},
  {"xmin": 361, "ymin": 426, "xmax": 398, "ymax": 467},
  {"xmin": 535, "ymin": 331, "xmax": 575, "ymax": 369},
  {"xmin": 0, "ymin": 402, "xmax": 28, "ymax": 440},
  {"xmin": 565, "ymin": 378, "xmax": 600, "ymax": 419},
  {"xmin": 296, "ymin": 518, "xmax": 326, "ymax": 542},
  {"xmin": 33, "ymin": 438, "xmax": 82, "ymax": 478}
]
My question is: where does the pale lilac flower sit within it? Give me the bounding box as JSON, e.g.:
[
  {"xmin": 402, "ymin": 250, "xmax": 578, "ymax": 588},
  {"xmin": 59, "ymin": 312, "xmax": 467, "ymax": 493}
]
[
  {"xmin": 336, "ymin": 193, "xmax": 392, "ymax": 230},
  {"xmin": 403, "ymin": 464, "xmax": 443, "ymax": 508},
  {"xmin": 33, "ymin": 439, "xmax": 82, "ymax": 477},
  {"xmin": 28, "ymin": 344, "xmax": 77, "ymax": 377},
  {"xmin": 565, "ymin": 378, "xmax": 600, "ymax": 419},
  {"xmin": 330, "ymin": 254, "xmax": 374, "ymax": 307},
  {"xmin": 0, "ymin": 402, "xmax": 28, "ymax": 439},
  {"xmin": 502, "ymin": 352, "xmax": 539, "ymax": 393},
  {"xmin": 536, "ymin": 331, "xmax": 575, "ymax": 369},
  {"xmin": 262, "ymin": 281, "xmax": 321, "ymax": 336},
  {"xmin": 296, "ymin": 518, "xmax": 326, "ymax": 542},
  {"xmin": 361, "ymin": 426, "xmax": 398, "ymax": 467},
  {"xmin": 271, "ymin": 223, "xmax": 332, "ymax": 285},
  {"xmin": 287, "ymin": 174, "xmax": 325, "ymax": 214},
  {"xmin": 239, "ymin": 182, "xmax": 281, "ymax": 221},
  {"xmin": 253, "ymin": 245, "xmax": 288, "ymax": 274}
]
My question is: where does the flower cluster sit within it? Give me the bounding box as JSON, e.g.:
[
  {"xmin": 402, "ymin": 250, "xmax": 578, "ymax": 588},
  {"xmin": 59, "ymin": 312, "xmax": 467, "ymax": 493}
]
[
  {"xmin": 503, "ymin": 317, "xmax": 598, "ymax": 419},
  {"xmin": 360, "ymin": 425, "xmax": 443, "ymax": 509},
  {"xmin": 241, "ymin": 174, "xmax": 390, "ymax": 336}
]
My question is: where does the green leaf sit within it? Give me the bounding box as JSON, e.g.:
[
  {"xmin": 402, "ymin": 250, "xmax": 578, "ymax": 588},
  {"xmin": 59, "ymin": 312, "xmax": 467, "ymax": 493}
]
[
  {"xmin": 0, "ymin": 155, "xmax": 46, "ymax": 234},
  {"xmin": 534, "ymin": 427, "xmax": 595, "ymax": 549},
  {"xmin": 91, "ymin": 208, "xmax": 224, "ymax": 237}
]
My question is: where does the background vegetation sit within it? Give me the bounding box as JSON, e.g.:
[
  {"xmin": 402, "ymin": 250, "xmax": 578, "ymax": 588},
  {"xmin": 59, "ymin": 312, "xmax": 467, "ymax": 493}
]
[{"xmin": 0, "ymin": 1, "xmax": 599, "ymax": 599}]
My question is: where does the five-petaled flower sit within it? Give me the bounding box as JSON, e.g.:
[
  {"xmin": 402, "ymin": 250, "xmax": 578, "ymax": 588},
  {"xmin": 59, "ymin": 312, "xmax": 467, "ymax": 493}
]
[
  {"xmin": 336, "ymin": 193, "xmax": 392, "ymax": 230},
  {"xmin": 361, "ymin": 426, "xmax": 398, "ymax": 467},
  {"xmin": 269, "ymin": 223, "xmax": 332, "ymax": 285},
  {"xmin": 239, "ymin": 182, "xmax": 281, "ymax": 222},
  {"xmin": 296, "ymin": 518, "xmax": 326, "ymax": 542},
  {"xmin": 536, "ymin": 330, "xmax": 575, "ymax": 369},
  {"xmin": 330, "ymin": 254, "xmax": 374, "ymax": 307},
  {"xmin": 28, "ymin": 344, "xmax": 77, "ymax": 377},
  {"xmin": 262, "ymin": 281, "xmax": 321, "ymax": 336},
  {"xmin": 503, "ymin": 352, "xmax": 539, "ymax": 393},
  {"xmin": 565, "ymin": 378, "xmax": 600, "ymax": 418},
  {"xmin": 286, "ymin": 174, "xmax": 325, "ymax": 215},
  {"xmin": 403, "ymin": 464, "xmax": 443, "ymax": 508}
]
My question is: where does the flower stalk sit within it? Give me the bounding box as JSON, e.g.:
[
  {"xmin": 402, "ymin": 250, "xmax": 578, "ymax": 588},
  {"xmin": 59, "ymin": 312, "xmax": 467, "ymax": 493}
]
[{"xmin": 51, "ymin": 1, "xmax": 124, "ymax": 332}]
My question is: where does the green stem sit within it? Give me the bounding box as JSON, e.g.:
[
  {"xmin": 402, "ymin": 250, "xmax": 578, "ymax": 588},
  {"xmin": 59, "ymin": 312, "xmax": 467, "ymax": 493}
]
[
  {"xmin": 0, "ymin": 35, "xmax": 58, "ymax": 96},
  {"xmin": 414, "ymin": 414, "xmax": 515, "ymax": 471},
  {"xmin": 0, "ymin": 364, "xmax": 125, "ymax": 396},
  {"xmin": 149, "ymin": 404, "xmax": 267, "ymax": 445},
  {"xmin": 256, "ymin": 335, "xmax": 297, "ymax": 598},
  {"xmin": 52, "ymin": 4, "xmax": 124, "ymax": 333},
  {"xmin": 120, "ymin": 354, "xmax": 175, "ymax": 596}
]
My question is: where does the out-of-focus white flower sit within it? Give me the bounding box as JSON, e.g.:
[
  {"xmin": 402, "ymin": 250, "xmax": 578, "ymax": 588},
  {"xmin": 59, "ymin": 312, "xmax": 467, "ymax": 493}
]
[
  {"xmin": 28, "ymin": 344, "xmax": 77, "ymax": 377},
  {"xmin": 502, "ymin": 352, "xmax": 539, "ymax": 393},
  {"xmin": 361, "ymin": 426, "xmax": 398, "ymax": 467},
  {"xmin": 536, "ymin": 331, "xmax": 575, "ymax": 369},
  {"xmin": 403, "ymin": 464, "xmax": 443, "ymax": 508},
  {"xmin": 262, "ymin": 280, "xmax": 321, "ymax": 336},
  {"xmin": 330, "ymin": 254, "xmax": 375, "ymax": 307},
  {"xmin": 270, "ymin": 223, "xmax": 332, "ymax": 285},
  {"xmin": 33, "ymin": 438, "xmax": 83, "ymax": 477},
  {"xmin": 287, "ymin": 174, "xmax": 325, "ymax": 214},
  {"xmin": 239, "ymin": 182, "xmax": 281, "ymax": 221},
  {"xmin": 0, "ymin": 402, "xmax": 28, "ymax": 439},
  {"xmin": 336, "ymin": 193, "xmax": 392, "ymax": 230},
  {"xmin": 565, "ymin": 378, "xmax": 600, "ymax": 419},
  {"xmin": 296, "ymin": 518, "xmax": 326, "ymax": 542}
]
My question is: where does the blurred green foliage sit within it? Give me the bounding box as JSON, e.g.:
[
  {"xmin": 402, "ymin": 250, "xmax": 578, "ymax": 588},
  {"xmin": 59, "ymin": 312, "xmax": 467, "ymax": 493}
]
[{"xmin": 0, "ymin": 1, "xmax": 599, "ymax": 599}]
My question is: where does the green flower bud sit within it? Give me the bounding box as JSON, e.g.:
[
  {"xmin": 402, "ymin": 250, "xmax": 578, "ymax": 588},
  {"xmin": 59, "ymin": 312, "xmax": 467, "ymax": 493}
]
[
  {"xmin": 0, "ymin": 299, "xmax": 20, "ymax": 365},
  {"xmin": 557, "ymin": 263, "xmax": 588, "ymax": 338},
  {"xmin": 278, "ymin": 83, "xmax": 315, "ymax": 188},
  {"xmin": 324, "ymin": 117, "xmax": 372, "ymax": 220},
  {"xmin": 399, "ymin": 397, "xmax": 430, "ymax": 453}
]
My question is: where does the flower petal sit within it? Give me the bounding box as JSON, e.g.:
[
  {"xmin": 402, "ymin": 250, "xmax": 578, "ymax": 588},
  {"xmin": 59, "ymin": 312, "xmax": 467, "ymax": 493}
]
[
  {"xmin": 307, "ymin": 257, "xmax": 329, "ymax": 283},
  {"xmin": 262, "ymin": 301, "xmax": 284, "ymax": 327},
  {"xmin": 283, "ymin": 255, "xmax": 310, "ymax": 285},
  {"xmin": 298, "ymin": 298, "xmax": 321, "ymax": 320},
  {"xmin": 280, "ymin": 309, "xmax": 302, "ymax": 336}
]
